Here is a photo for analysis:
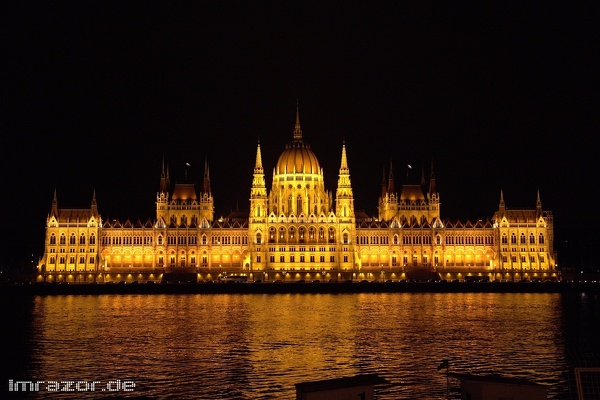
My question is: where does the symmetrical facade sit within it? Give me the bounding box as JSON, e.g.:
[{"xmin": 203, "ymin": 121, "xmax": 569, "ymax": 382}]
[{"xmin": 36, "ymin": 108, "xmax": 558, "ymax": 283}]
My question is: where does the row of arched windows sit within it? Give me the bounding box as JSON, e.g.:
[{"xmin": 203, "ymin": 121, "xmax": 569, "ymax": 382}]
[
  {"xmin": 50, "ymin": 233, "xmax": 96, "ymax": 245},
  {"xmin": 266, "ymin": 226, "xmax": 338, "ymax": 243},
  {"xmin": 501, "ymin": 232, "xmax": 545, "ymax": 245}
]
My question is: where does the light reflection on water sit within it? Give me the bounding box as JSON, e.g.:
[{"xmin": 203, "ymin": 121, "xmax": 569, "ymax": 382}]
[{"xmin": 9, "ymin": 292, "xmax": 598, "ymax": 399}]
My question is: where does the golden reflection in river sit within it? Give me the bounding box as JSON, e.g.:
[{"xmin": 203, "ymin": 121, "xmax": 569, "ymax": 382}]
[{"xmin": 28, "ymin": 292, "xmax": 568, "ymax": 399}]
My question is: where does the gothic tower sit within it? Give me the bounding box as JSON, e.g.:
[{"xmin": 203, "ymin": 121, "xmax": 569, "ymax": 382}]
[{"xmin": 249, "ymin": 141, "xmax": 268, "ymax": 271}]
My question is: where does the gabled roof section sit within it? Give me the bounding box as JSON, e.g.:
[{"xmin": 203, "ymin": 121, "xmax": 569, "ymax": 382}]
[
  {"xmin": 355, "ymin": 211, "xmax": 371, "ymax": 220},
  {"xmin": 155, "ymin": 217, "xmax": 167, "ymax": 229},
  {"xmin": 171, "ymin": 182, "xmax": 197, "ymax": 201},
  {"xmin": 211, "ymin": 217, "xmax": 248, "ymax": 229},
  {"xmin": 503, "ymin": 209, "xmax": 538, "ymax": 222},
  {"xmin": 57, "ymin": 209, "xmax": 94, "ymax": 221},
  {"xmin": 400, "ymin": 185, "xmax": 426, "ymax": 201}
]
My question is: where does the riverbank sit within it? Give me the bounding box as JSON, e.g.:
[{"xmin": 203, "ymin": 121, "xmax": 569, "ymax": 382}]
[{"xmin": 2, "ymin": 280, "xmax": 599, "ymax": 295}]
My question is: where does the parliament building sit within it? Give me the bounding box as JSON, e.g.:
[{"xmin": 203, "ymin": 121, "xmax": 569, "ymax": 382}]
[{"xmin": 36, "ymin": 108, "xmax": 558, "ymax": 283}]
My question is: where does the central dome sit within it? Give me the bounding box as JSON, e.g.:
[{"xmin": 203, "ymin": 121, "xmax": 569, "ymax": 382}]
[
  {"xmin": 274, "ymin": 104, "xmax": 321, "ymax": 176},
  {"xmin": 275, "ymin": 141, "xmax": 321, "ymax": 175}
]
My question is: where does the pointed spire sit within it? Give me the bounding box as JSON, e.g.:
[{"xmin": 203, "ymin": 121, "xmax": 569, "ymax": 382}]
[
  {"xmin": 293, "ymin": 98, "xmax": 302, "ymax": 142},
  {"xmin": 336, "ymin": 141, "xmax": 354, "ymax": 218},
  {"xmin": 203, "ymin": 157, "xmax": 211, "ymax": 194},
  {"xmin": 337, "ymin": 141, "xmax": 352, "ymax": 190},
  {"xmin": 91, "ymin": 189, "xmax": 98, "ymax": 216},
  {"xmin": 166, "ymin": 165, "xmax": 170, "ymax": 187},
  {"xmin": 536, "ymin": 189, "xmax": 542, "ymax": 214},
  {"xmin": 340, "ymin": 140, "xmax": 349, "ymax": 172},
  {"xmin": 387, "ymin": 160, "xmax": 395, "ymax": 194},
  {"xmin": 51, "ymin": 188, "xmax": 58, "ymax": 217},
  {"xmin": 499, "ymin": 189, "xmax": 505, "ymax": 213},
  {"xmin": 381, "ymin": 165, "xmax": 387, "ymax": 198},
  {"xmin": 421, "ymin": 165, "xmax": 426, "ymax": 187},
  {"xmin": 251, "ymin": 140, "xmax": 266, "ymax": 191},
  {"xmin": 159, "ymin": 157, "xmax": 169, "ymax": 193},
  {"xmin": 428, "ymin": 160, "xmax": 437, "ymax": 194},
  {"xmin": 254, "ymin": 140, "xmax": 264, "ymax": 173}
]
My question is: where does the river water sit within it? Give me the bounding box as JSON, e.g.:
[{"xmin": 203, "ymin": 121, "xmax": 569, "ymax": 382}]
[{"xmin": 2, "ymin": 292, "xmax": 599, "ymax": 399}]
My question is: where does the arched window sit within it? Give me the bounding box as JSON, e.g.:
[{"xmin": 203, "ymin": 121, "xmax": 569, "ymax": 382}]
[
  {"xmin": 89, "ymin": 234, "xmax": 95, "ymax": 245},
  {"xmin": 70, "ymin": 234, "xmax": 76, "ymax": 245},
  {"xmin": 511, "ymin": 233, "xmax": 517, "ymax": 244},
  {"xmin": 50, "ymin": 234, "xmax": 57, "ymax": 245},
  {"xmin": 520, "ymin": 233, "xmax": 526, "ymax": 244},
  {"xmin": 328, "ymin": 228, "xmax": 336, "ymax": 243},
  {"xmin": 539, "ymin": 233, "xmax": 545, "ymax": 244},
  {"xmin": 79, "ymin": 234, "xmax": 86, "ymax": 245},
  {"xmin": 279, "ymin": 227, "xmax": 286, "ymax": 242},
  {"xmin": 256, "ymin": 232, "xmax": 262, "ymax": 244},
  {"xmin": 530, "ymin": 233, "xmax": 535, "ymax": 244}
]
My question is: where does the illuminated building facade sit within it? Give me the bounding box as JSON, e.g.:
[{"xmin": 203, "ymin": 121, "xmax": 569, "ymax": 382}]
[{"xmin": 36, "ymin": 108, "xmax": 557, "ymax": 283}]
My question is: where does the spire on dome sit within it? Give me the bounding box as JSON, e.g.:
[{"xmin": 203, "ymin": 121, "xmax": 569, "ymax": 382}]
[{"xmin": 293, "ymin": 99, "xmax": 302, "ymax": 142}]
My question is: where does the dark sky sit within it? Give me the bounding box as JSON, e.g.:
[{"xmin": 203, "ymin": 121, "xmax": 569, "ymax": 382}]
[{"xmin": 3, "ymin": 2, "xmax": 598, "ymax": 270}]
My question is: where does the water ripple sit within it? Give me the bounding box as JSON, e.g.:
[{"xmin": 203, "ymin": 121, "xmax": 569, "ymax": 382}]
[{"xmin": 4, "ymin": 292, "xmax": 597, "ymax": 399}]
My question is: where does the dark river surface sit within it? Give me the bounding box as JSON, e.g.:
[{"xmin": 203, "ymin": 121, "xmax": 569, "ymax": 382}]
[{"xmin": 2, "ymin": 291, "xmax": 599, "ymax": 399}]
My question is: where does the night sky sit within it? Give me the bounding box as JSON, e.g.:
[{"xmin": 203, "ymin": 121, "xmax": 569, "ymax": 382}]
[{"xmin": 3, "ymin": 2, "xmax": 598, "ymax": 270}]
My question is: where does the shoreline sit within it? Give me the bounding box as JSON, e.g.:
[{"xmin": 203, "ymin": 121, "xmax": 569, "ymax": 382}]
[{"xmin": 2, "ymin": 281, "xmax": 599, "ymax": 295}]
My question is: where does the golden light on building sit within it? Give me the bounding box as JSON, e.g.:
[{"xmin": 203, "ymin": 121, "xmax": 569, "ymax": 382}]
[{"xmin": 36, "ymin": 106, "xmax": 557, "ymax": 283}]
